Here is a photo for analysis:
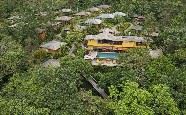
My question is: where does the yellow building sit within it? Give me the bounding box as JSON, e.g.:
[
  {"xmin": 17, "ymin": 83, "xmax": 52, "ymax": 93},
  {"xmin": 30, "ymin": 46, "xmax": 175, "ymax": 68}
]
[{"xmin": 84, "ymin": 33, "xmax": 147, "ymax": 51}]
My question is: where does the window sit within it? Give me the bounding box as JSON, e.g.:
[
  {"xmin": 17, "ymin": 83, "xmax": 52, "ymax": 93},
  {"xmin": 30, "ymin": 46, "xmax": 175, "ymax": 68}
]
[
  {"xmin": 136, "ymin": 42, "xmax": 145, "ymax": 46},
  {"xmin": 98, "ymin": 39, "xmax": 122, "ymax": 45}
]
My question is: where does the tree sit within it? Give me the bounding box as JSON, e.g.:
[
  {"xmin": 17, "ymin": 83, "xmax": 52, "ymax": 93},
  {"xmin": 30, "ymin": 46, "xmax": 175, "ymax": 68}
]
[
  {"xmin": 0, "ymin": 34, "xmax": 25, "ymax": 82},
  {"xmin": 0, "ymin": 66, "xmax": 87, "ymax": 114},
  {"xmin": 108, "ymin": 81, "xmax": 154, "ymax": 115},
  {"xmin": 108, "ymin": 81, "xmax": 180, "ymax": 115}
]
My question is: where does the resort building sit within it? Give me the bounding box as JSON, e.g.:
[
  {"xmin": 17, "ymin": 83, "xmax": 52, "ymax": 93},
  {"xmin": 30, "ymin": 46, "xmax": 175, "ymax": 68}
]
[
  {"xmin": 74, "ymin": 11, "xmax": 91, "ymax": 17},
  {"xmin": 84, "ymin": 33, "xmax": 147, "ymax": 51},
  {"xmin": 85, "ymin": 19, "xmax": 102, "ymax": 25},
  {"xmin": 87, "ymin": 7, "xmax": 100, "ymax": 12},
  {"xmin": 40, "ymin": 40, "xmax": 67, "ymax": 53},
  {"xmin": 96, "ymin": 14, "xmax": 115, "ymax": 19}
]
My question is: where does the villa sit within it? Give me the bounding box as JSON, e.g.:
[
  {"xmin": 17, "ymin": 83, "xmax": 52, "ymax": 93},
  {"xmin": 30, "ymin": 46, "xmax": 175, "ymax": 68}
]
[
  {"xmin": 40, "ymin": 40, "xmax": 67, "ymax": 52},
  {"xmin": 84, "ymin": 33, "xmax": 147, "ymax": 51}
]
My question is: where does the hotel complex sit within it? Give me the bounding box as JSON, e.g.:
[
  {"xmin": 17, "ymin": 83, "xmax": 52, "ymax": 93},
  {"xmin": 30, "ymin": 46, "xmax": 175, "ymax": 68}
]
[{"xmin": 84, "ymin": 32, "xmax": 147, "ymax": 66}]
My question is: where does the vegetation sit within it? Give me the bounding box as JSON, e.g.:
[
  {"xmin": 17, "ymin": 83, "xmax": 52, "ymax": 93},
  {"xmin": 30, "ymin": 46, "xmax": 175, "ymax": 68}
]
[{"xmin": 0, "ymin": 0, "xmax": 186, "ymax": 114}]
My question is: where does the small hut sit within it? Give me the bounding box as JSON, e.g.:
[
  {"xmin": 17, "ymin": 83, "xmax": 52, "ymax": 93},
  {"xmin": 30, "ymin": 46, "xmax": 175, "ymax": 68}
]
[
  {"xmin": 87, "ymin": 7, "xmax": 100, "ymax": 12},
  {"xmin": 54, "ymin": 16, "xmax": 73, "ymax": 25},
  {"xmin": 85, "ymin": 19, "xmax": 102, "ymax": 25},
  {"xmin": 40, "ymin": 40, "xmax": 67, "ymax": 53},
  {"xmin": 97, "ymin": 14, "xmax": 115, "ymax": 19},
  {"xmin": 113, "ymin": 12, "xmax": 126, "ymax": 17},
  {"xmin": 74, "ymin": 11, "xmax": 91, "ymax": 17}
]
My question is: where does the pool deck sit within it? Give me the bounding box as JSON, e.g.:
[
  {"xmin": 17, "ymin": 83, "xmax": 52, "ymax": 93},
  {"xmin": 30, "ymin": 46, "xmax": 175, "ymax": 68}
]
[{"xmin": 91, "ymin": 60, "xmax": 118, "ymax": 66}]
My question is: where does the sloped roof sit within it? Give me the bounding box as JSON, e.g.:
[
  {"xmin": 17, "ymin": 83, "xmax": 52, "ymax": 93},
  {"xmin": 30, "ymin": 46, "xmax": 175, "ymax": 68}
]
[
  {"xmin": 87, "ymin": 7, "xmax": 100, "ymax": 12},
  {"xmin": 55, "ymin": 16, "xmax": 72, "ymax": 21},
  {"xmin": 74, "ymin": 11, "xmax": 91, "ymax": 16},
  {"xmin": 97, "ymin": 5, "xmax": 111, "ymax": 9},
  {"xmin": 85, "ymin": 33, "xmax": 146, "ymax": 42},
  {"xmin": 40, "ymin": 40, "xmax": 67, "ymax": 50},
  {"xmin": 113, "ymin": 12, "xmax": 126, "ymax": 17},
  {"xmin": 42, "ymin": 59, "xmax": 60, "ymax": 68},
  {"xmin": 85, "ymin": 19, "xmax": 102, "ymax": 25},
  {"xmin": 97, "ymin": 14, "xmax": 115, "ymax": 19}
]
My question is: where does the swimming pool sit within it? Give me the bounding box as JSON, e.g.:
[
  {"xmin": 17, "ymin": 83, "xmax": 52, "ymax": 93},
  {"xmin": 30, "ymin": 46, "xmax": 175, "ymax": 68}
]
[{"xmin": 97, "ymin": 52, "xmax": 118, "ymax": 59}]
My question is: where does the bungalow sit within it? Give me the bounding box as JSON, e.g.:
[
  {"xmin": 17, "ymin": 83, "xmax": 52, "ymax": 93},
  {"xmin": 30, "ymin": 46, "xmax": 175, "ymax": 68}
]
[
  {"xmin": 87, "ymin": 7, "xmax": 100, "ymax": 12},
  {"xmin": 54, "ymin": 16, "xmax": 73, "ymax": 24},
  {"xmin": 113, "ymin": 12, "xmax": 126, "ymax": 17},
  {"xmin": 85, "ymin": 19, "xmax": 102, "ymax": 25},
  {"xmin": 40, "ymin": 40, "xmax": 67, "ymax": 53},
  {"xmin": 74, "ymin": 11, "xmax": 91, "ymax": 17},
  {"xmin": 96, "ymin": 14, "xmax": 115, "ymax": 19}
]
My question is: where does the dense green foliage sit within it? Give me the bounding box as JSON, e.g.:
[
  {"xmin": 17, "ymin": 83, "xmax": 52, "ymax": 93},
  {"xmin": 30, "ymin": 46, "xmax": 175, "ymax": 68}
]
[{"xmin": 0, "ymin": 0, "xmax": 186, "ymax": 114}]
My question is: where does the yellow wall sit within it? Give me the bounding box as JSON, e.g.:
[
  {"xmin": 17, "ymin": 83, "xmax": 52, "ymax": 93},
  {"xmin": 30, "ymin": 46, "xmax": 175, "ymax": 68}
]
[{"xmin": 87, "ymin": 40, "xmax": 146, "ymax": 50}]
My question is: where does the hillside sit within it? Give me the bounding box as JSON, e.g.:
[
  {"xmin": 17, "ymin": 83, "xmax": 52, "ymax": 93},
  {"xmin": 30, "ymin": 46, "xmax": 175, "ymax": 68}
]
[{"xmin": 0, "ymin": 0, "xmax": 186, "ymax": 114}]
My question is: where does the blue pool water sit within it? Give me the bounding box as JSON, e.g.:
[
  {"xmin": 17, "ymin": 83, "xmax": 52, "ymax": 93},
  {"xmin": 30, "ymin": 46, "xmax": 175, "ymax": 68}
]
[{"xmin": 97, "ymin": 52, "xmax": 118, "ymax": 59}]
